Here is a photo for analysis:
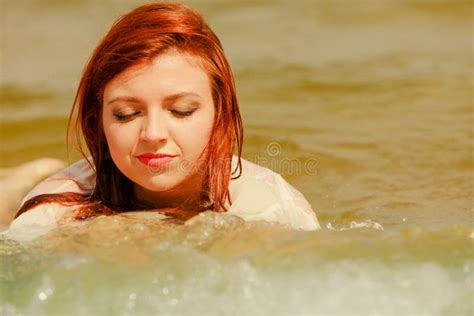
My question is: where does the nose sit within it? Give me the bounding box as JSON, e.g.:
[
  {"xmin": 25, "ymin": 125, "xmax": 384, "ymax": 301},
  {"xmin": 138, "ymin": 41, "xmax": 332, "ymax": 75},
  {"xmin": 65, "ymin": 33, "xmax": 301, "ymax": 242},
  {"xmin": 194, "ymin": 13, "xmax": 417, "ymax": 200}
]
[{"xmin": 140, "ymin": 111, "xmax": 169, "ymax": 144}]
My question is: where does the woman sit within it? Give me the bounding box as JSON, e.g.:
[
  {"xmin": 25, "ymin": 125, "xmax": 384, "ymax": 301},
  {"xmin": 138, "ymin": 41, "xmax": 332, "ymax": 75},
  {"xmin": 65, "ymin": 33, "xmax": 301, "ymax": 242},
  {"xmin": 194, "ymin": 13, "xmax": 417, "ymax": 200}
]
[{"xmin": 7, "ymin": 2, "xmax": 319, "ymax": 240}]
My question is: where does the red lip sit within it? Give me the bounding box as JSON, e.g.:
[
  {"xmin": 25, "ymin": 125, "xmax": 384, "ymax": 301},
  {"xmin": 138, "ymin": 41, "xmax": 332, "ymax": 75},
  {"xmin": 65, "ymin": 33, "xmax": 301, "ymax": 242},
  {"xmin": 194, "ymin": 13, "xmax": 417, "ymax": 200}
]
[
  {"xmin": 136, "ymin": 153, "xmax": 176, "ymax": 159},
  {"xmin": 136, "ymin": 153, "xmax": 176, "ymax": 169}
]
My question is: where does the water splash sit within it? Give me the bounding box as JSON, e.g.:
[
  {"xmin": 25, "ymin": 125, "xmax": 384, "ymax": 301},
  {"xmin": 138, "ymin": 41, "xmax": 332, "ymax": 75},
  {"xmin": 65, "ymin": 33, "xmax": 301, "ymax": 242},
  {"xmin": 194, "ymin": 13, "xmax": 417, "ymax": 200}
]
[{"xmin": 326, "ymin": 219, "xmax": 385, "ymax": 231}]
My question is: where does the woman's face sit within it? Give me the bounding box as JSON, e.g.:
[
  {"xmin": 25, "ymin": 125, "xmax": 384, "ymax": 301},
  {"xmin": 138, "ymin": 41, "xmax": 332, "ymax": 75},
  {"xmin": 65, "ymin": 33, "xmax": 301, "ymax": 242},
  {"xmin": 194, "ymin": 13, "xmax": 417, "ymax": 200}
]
[{"xmin": 102, "ymin": 51, "xmax": 215, "ymax": 206}]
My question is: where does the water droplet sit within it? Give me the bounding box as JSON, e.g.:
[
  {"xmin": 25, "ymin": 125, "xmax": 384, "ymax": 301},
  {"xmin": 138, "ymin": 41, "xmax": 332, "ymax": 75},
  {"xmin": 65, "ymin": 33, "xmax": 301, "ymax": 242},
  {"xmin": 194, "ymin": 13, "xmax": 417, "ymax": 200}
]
[
  {"xmin": 38, "ymin": 292, "xmax": 49, "ymax": 301},
  {"xmin": 37, "ymin": 284, "xmax": 53, "ymax": 302}
]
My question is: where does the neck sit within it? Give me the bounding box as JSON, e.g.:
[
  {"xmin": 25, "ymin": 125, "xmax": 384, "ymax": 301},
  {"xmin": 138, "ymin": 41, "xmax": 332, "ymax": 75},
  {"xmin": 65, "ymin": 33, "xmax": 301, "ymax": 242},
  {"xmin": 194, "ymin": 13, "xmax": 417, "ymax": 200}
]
[{"xmin": 133, "ymin": 174, "xmax": 211, "ymax": 217}]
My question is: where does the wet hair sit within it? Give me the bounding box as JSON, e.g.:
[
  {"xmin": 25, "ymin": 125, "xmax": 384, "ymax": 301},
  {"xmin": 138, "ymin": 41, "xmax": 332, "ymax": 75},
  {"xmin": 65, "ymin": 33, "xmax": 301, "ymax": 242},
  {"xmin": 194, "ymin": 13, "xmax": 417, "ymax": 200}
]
[{"xmin": 16, "ymin": 2, "xmax": 243, "ymax": 221}]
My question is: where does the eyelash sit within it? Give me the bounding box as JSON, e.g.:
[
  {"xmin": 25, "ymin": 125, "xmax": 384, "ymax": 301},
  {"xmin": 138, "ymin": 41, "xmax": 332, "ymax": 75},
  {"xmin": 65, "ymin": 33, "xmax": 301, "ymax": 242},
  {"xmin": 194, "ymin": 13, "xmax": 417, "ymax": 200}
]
[
  {"xmin": 113, "ymin": 110, "xmax": 196, "ymax": 121},
  {"xmin": 113, "ymin": 112, "xmax": 139, "ymax": 122},
  {"xmin": 170, "ymin": 109, "xmax": 196, "ymax": 117}
]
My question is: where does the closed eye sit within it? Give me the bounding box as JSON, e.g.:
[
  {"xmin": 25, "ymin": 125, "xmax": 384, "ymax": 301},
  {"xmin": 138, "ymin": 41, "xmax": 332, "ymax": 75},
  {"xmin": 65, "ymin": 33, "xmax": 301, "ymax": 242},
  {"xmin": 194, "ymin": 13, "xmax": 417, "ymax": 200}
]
[
  {"xmin": 170, "ymin": 109, "xmax": 196, "ymax": 118},
  {"xmin": 113, "ymin": 111, "xmax": 140, "ymax": 122}
]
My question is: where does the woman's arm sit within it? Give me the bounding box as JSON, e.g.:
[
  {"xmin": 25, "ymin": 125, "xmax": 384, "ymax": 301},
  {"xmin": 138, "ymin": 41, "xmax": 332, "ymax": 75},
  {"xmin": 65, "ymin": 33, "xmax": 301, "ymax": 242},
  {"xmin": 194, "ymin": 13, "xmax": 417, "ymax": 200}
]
[
  {"xmin": 2, "ymin": 158, "xmax": 95, "ymax": 239},
  {"xmin": 0, "ymin": 158, "xmax": 66, "ymax": 227}
]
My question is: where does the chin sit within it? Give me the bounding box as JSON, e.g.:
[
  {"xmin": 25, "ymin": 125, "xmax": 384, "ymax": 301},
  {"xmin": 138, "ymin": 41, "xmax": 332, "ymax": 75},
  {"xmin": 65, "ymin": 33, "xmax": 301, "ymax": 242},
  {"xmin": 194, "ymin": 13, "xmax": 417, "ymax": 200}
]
[{"xmin": 144, "ymin": 176, "xmax": 185, "ymax": 192}]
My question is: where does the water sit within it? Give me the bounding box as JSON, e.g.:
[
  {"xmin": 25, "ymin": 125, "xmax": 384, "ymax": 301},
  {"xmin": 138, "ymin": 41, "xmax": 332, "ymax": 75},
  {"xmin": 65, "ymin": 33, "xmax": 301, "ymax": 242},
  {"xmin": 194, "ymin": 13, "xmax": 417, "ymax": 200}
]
[
  {"xmin": 1, "ymin": 213, "xmax": 473, "ymax": 315},
  {"xmin": 1, "ymin": 0, "xmax": 473, "ymax": 315}
]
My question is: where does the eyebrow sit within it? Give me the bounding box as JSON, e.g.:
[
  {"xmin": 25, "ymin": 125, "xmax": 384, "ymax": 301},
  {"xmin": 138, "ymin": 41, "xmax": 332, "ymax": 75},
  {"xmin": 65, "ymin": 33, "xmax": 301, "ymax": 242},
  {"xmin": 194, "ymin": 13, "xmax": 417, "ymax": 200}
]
[{"xmin": 105, "ymin": 92, "xmax": 202, "ymax": 106}]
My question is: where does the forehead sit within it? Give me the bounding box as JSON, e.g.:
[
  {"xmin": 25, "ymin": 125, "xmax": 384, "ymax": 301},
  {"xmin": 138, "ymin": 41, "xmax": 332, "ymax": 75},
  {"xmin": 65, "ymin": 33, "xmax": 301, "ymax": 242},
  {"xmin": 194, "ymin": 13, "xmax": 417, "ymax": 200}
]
[{"xmin": 103, "ymin": 51, "xmax": 212, "ymax": 99}]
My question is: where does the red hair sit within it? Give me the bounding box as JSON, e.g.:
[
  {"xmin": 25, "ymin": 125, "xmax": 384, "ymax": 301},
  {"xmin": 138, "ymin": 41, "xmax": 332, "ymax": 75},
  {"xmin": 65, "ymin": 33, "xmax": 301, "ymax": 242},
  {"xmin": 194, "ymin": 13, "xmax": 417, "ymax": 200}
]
[{"xmin": 16, "ymin": 3, "xmax": 243, "ymax": 220}]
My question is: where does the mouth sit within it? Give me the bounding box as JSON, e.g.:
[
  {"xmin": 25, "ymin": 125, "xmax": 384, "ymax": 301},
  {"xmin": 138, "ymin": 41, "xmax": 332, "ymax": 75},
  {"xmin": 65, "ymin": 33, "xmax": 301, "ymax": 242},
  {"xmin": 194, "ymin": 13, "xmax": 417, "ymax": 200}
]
[{"xmin": 136, "ymin": 153, "xmax": 176, "ymax": 169}]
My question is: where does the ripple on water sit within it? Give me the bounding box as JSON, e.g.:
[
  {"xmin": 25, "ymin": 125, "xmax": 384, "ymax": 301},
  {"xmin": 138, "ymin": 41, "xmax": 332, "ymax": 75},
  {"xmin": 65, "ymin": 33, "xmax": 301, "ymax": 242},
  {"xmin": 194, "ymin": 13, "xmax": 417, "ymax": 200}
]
[{"xmin": 2, "ymin": 218, "xmax": 472, "ymax": 315}]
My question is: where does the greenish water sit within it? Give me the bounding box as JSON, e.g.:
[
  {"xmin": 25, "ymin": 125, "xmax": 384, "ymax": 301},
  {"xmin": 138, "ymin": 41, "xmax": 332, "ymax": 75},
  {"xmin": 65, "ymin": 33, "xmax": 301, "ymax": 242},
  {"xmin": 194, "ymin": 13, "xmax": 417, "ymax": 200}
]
[
  {"xmin": 1, "ymin": 213, "xmax": 473, "ymax": 315},
  {"xmin": 1, "ymin": 0, "xmax": 473, "ymax": 315}
]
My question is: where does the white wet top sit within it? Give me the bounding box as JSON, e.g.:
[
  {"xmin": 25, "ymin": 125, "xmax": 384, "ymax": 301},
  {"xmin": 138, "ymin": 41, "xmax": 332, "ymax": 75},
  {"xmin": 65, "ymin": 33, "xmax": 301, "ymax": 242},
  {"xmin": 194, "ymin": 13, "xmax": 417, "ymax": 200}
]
[{"xmin": 5, "ymin": 156, "xmax": 320, "ymax": 241}]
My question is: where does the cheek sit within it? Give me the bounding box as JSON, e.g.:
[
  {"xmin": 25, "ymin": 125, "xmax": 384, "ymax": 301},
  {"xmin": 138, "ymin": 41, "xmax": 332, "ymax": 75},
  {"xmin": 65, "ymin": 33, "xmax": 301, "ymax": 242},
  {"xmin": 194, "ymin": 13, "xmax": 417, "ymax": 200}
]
[
  {"xmin": 174, "ymin": 114, "xmax": 214, "ymax": 158},
  {"xmin": 103, "ymin": 123, "xmax": 137, "ymax": 155}
]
